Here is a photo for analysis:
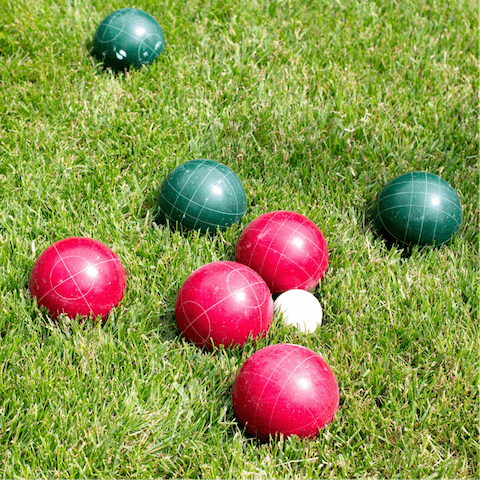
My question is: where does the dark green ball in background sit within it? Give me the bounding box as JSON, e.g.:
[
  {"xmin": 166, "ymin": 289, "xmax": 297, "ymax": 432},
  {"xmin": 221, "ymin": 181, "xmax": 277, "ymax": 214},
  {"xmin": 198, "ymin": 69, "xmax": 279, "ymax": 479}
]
[
  {"xmin": 374, "ymin": 171, "xmax": 462, "ymax": 247},
  {"xmin": 158, "ymin": 159, "xmax": 247, "ymax": 233},
  {"xmin": 93, "ymin": 8, "xmax": 164, "ymax": 69}
]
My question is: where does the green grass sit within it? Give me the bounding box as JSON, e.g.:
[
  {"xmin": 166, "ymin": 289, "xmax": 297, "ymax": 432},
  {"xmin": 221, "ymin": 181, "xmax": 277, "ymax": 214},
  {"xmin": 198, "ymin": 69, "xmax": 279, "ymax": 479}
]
[{"xmin": 0, "ymin": 0, "xmax": 478, "ymax": 477}]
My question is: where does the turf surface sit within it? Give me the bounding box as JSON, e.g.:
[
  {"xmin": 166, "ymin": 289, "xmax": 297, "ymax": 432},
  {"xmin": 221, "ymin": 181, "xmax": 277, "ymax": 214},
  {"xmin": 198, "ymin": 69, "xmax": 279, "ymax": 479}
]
[{"xmin": 0, "ymin": 0, "xmax": 478, "ymax": 478}]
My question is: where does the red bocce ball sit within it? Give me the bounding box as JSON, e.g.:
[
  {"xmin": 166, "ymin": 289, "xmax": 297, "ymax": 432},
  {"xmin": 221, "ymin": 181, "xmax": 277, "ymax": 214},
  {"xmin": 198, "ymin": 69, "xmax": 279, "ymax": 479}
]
[
  {"xmin": 175, "ymin": 261, "xmax": 274, "ymax": 349},
  {"xmin": 30, "ymin": 237, "xmax": 126, "ymax": 321},
  {"xmin": 235, "ymin": 211, "xmax": 328, "ymax": 294},
  {"xmin": 232, "ymin": 343, "xmax": 339, "ymax": 440}
]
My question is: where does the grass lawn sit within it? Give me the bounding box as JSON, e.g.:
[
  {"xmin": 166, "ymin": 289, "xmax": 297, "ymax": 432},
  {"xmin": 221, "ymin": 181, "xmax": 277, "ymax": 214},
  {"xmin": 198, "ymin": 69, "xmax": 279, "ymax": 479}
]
[{"xmin": 0, "ymin": 0, "xmax": 478, "ymax": 478}]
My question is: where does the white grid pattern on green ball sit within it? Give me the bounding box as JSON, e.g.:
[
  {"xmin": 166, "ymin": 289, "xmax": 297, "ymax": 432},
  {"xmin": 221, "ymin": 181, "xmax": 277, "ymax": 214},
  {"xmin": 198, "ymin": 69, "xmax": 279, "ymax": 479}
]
[
  {"xmin": 376, "ymin": 172, "xmax": 461, "ymax": 244},
  {"xmin": 96, "ymin": 10, "xmax": 127, "ymax": 44},
  {"xmin": 162, "ymin": 160, "xmax": 246, "ymax": 230},
  {"xmin": 96, "ymin": 9, "xmax": 162, "ymax": 64}
]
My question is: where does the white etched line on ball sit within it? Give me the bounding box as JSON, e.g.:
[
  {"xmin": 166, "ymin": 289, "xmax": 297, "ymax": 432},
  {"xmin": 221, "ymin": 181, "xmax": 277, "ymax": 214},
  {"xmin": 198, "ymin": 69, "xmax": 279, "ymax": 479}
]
[
  {"xmin": 191, "ymin": 165, "xmax": 222, "ymax": 229},
  {"xmin": 257, "ymin": 234, "xmax": 321, "ymax": 287},
  {"xmin": 375, "ymin": 202, "xmax": 397, "ymax": 240},
  {"xmin": 377, "ymin": 204, "xmax": 460, "ymax": 222},
  {"xmin": 279, "ymin": 220, "xmax": 325, "ymax": 255},
  {"xmin": 101, "ymin": 13, "xmax": 150, "ymax": 44},
  {"xmin": 222, "ymin": 170, "xmax": 246, "ymax": 216},
  {"xmin": 414, "ymin": 171, "xmax": 428, "ymax": 244},
  {"xmin": 431, "ymin": 174, "xmax": 441, "ymax": 242},
  {"xmin": 180, "ymin": 298, "xmax": 212, "ymax": 343},
  {"xmin": 379, "ymin": 185, "xmax": 460, "ymax": 210},
  {"xmin": 252, "ymin": 213, "xmax": 286, "ymax": 274},
  {"xmin": 168, "ymin": 209, "xmax": 231, "ymax": 228},
  {"xmin": 243, "ymin": 212, "xmax": 280, "ymax": 267},
  {"xmin": 402, "ymin": 172, "xmax": 415, "ymax": 244},
  {"xmin": 189, "ymin": 164, "xmax": 241, "ymax": 229},
  {"xmin": 97, "ymin": 14, "xmax": 126, "ymax": 43},
  {"xmin": 182, "ymin": 267, "xmax": 266, "ymax": 334},
  {"xmin": 165, "ymin": 161, "xmax": 206, "ymax": 212},
  {"xmin": 184, "ymin": 279, "xmax": 267, "ymax": 330},
  {"xmin": 239, "ymin": 346, "xmax": 284, "ymax": 402},
  {"xmin": 229, "ymin": 267, "xmax": 267, "ymax": 330},
  {"xmin": 136, "ymin": 34, "xmax": 162, "ymax": 62},
  {"xmin": 48, "ymin": 244, "xmax": 95, "ymax": 313},
  {"xmin": 251, "ymin": 349, "xmax": 327, "ymax": 433},
  {"xmin": 250, "ymin": 347, "xmax": 300, "ymax": 428},
  {"xmin": 266, "ymin": 352, "xmax": 326, "ymax": 435},
  {"xmin": 161, "ymin": 187, "xmax": 241, "ymax": 216},
  {"xmin": 225, "ymin": 271, "xmax": 267, "ymax": 308},
  {"xmin": 268, "ymin": 217, "xmax": 316, "ymax": 290},
  {"xmin": 43, "ymin": 257, "xmax": 122, "ymax": 303},
  {"xmin": 163, "ymin": 186, "xmax": 238, "ymax": 214},
  {"xmin": 37, "ymin": 257, "xmax": 121, "ymax": 304},
  {"xmin": 266, "ymin": 216, "xmax": 303, "ymax": 289},
  {"xmin": 180, "ymin": 160, "xmax": 215, "ymax": 226}
]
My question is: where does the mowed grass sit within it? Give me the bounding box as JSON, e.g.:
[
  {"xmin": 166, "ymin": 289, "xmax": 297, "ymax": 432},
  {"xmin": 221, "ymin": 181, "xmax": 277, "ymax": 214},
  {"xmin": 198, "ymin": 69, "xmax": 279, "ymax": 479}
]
[{"xmin": 0, "ymin": 0, "xmax": 478, "ymax": 478}]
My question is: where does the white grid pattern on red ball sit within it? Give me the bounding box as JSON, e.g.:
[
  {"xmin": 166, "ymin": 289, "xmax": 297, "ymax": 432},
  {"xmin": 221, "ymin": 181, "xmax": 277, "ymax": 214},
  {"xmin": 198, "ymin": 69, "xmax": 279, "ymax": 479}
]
[
  {"xmin": 37, "ymin": 243, "xmax": 122, "ymax": 313},
  {"xmin": 178, "ymin": 264, "xmax": 270, "ymax": 344},
  {"xmin": 243, "ymin": 212, "xmax": 327, "ymax": 290},
  {"xmin": 240, "ymin": 345, "xmax": 332, "ymax": 436}
]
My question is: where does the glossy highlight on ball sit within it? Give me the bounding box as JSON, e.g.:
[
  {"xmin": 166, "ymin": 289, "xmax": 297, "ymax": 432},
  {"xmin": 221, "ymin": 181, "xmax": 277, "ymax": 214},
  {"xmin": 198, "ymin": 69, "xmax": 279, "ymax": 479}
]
[
  {"xmin": 374, "ymin": 171, "xmax": 462, "ymax": 246},
  {"xmin": 235, "ymin": 210, "xmax": 328, "ymax": 294},
  {"xmin": 175, "ymin": 261, "xmax": 273, "ymax": 349},
  {"xmin": 232, "ymin": 343, "xmax": 339, "ymax": 440},
  {"xmin": 159, "ymin": 159, "xmax": 247, "ymax": 233},
  {"xmin": 29, "ymin": 237, "xmax": 126, "ymax": 321},
  {"xmin": 93, "ymin": 8, "xmax": 165, "ymax": 69}
]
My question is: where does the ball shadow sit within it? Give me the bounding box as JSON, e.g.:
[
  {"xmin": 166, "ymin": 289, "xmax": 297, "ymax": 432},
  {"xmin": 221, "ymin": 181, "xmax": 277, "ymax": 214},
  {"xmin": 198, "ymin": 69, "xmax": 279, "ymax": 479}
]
[
  {"xmin": 153, "ymin": 202, "xmax": 241, "ymax": 240},
  {"xmin": 156, "ymin": 308, "xmax": 184, "ymax": 343},
  {"xmin": 363, "ymin": 194, "xmax": 418, "ymax": 258},
  {"xmin": 86, "ymin": 37, "xmax": 132, "ymax": 75},
  {"xmin": 89, "ymin": 51, "xmax": 131, "ymax": 75}
]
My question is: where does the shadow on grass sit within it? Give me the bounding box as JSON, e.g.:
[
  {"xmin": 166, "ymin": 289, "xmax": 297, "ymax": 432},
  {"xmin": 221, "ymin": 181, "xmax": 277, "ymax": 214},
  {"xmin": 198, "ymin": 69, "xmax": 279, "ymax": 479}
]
[
  {"xmin": 153, "ymin": 203, "xmax": 245, "ymax": 241},
  {"xmin": 156, "ymin": 308, "xmax": 181, "ymax": 342},
  {"xmin": 360, "ymin": 194, "xmax": 443, "ymax": 259},
  {"xmin": 142, "ymin": 184, "xmax": 227, "ymax": 238},
  {"xmin": 85, "ymin": 35, "xmax": 133, "ymax": 76}
]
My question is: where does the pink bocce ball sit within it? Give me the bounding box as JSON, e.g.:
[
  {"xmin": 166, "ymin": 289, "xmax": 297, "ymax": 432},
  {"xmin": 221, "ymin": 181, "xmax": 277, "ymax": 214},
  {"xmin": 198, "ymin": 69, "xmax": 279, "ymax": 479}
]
[
  {"xmin": 30, "ymin": 237, "xmax": 126, "ymax": 321},
  {"xmin": 235, "ymin": 211, "xmax": 329, "ymax": 294},
  {"xmin": 175, "ymin": 261, "xmax": 273, "ymax": 349},
  {"xmin": 232, "ymin": 343, "xmax": 339, "ymax": 440}
]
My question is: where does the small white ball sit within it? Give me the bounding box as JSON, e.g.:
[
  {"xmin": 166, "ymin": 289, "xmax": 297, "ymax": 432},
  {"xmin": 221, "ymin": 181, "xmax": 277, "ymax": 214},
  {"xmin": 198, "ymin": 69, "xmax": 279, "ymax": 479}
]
[{"xmin": 274, "ymin": 289, "xmax": 323, "ymax": 333}]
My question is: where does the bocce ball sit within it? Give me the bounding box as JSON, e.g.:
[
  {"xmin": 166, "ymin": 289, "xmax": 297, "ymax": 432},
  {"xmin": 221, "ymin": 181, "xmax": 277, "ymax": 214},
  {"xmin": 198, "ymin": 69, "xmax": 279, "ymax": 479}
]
[
  {"xmin": 30, "ymin": 237, "xmax": 126, "ymax": 321},
  {"xmin": 232, "ymin": 343, "xmax": 339, "ymax": 440},
  {"xmin": 274, "ymin": 289, "xmax": 323, "ymax": 333},
  {"xmin": 374, "ymin": 171, "xmax": 462, "ymax": 246},
  {"xmin": 158, "ymin": 159, "xmax": 247, "ymax": 233},
  {"xmin": 235, "ymin": 211, "xmax": 328, "ymax": 294},
  {"xmin": 175, "ymin": 261, "xmax": 273, "ymax": 349},
  {"xmin": 93, "ymin": 8, "xmax": 165, "ymax": 69}
]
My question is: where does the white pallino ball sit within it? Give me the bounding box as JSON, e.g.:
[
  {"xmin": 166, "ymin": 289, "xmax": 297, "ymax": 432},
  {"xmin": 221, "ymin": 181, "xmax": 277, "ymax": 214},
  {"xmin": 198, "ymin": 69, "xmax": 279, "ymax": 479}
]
[{"xmin": 274, "ymin": 290, "xmax": 323, "ymax": 333}]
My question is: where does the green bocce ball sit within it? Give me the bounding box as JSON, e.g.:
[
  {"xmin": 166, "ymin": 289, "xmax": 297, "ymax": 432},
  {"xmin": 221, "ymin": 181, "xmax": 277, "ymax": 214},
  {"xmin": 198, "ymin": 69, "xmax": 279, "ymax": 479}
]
[
  {"xmin": 374, "ymin": 171, "xmax": 462, "ymax": 247},
  {"xmin": 158, "ymin": 159, "xmax": 247, "ymax": 233},
  {"xmin": 93, "ymin": 8, "xmax": 164, "ymax": 69}
]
